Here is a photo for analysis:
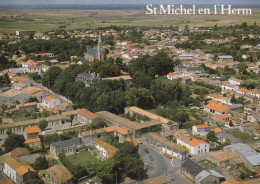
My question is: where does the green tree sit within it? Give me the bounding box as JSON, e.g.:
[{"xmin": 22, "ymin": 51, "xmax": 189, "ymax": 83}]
[
  {"xmin": 39, "ymin": 119, "xmax": 47, "ymax": 131},
  {"xmin": 33, "ymin": 156, "xmax": 49, "ymax": 170},
  {"xmin": 3, "ymin": 133, "xmax": 25, "ymax": 152},
  {"xmin": 238, "ymin": 62, "xmax": 248, "ymax": 74},
  {"xmin": 231, "ymin": 94, "xmax": 236, "ymax": 104},
  {"xmin": 206, "ymin": 130, "xmax": 218, "ymax": 143},
  {"xmin": 97, "ymin": 157, "xmax": 118, "ymax": 183},
  {"xmin": 41, "ymin": 66, "xmax": 62, "ymax": 88}
]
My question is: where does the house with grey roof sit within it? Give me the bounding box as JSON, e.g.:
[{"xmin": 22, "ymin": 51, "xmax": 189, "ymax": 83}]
[
  {"xmin": 175, "ymin": 64, "xmax": 205, "ymax": 74},
  {"xmin": 224, "ymin": 143, "xmax": 260, "ymax": 170},
  {"xmin": 217, "ymin": 55, "xmax": 234, "ymax": 62},
  {"xmin": 50, "ymin": 138, "xmax": 81, "ymax": 158},
  {"xmin": 76, "ymin": 72, "xmax": 101, "ymax": 87},
  {"xmin": 181, "ymin": 158, "xmax": 224, "ymax": 183}
]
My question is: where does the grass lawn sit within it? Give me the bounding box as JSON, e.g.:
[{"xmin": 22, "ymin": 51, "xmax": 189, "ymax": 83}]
[
  {"xmin": 67, "ymin": 149, "xmax": 97, "ymax": 167},
  {"xmin": 229, "ymin": 130, "xmax": 255, "ymax": 143}
]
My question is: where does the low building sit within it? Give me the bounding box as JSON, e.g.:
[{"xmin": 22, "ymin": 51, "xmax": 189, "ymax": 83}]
[
  {"xmin": 42, "ymin": 96, "xmax": 61, "ymax": 108},
  {"xmin": 45, "ymin": 165, "xmax": 74, "ymax": 184},
  {"xmin": 207, "ymin": 151, "xmax": 243, "ymax": 167},
  {"xmin": 224, "ymin": 143, "xmax": 260, "ymax": 170},
  {"xmin": 181, "ymin": 158, "xmax": 224, "ymax": 183},
  {"xmin": 0, "ymin": 90, "xmax": 31, "ymax": 104},
  {"xmin": 102, "ymin": 75, "xmax": 132, "ymax": 86},
  {"xmin": 50, "ymin": 138, "xmax": 81, "ymax": 158},
  {"xmin": 192, "ymin": 124, "xmax": 211, "ymax": 136},
  {"xmin": 93, "ymin": 139, "xmax": 118, "ymax": 159},
  {"xmin": 218, "ymin": 55, "xmax": 233, "ymax": 62},
  {"xmin": 16, "ymin": 102, "xmax": 37, "ymax": 111},
  {"xmin": 24, "ymin": 126, "xmax": 41, "ymax": 148},
  {"xmin": 228, "ymin": 78, "xmax": 242, "ymax": 86},
  {"xmin": 125, "ymin": 106, "xmax": 179, "ymax": 130},
  {"xmin": 239, "ymin": 121, "xmax": 260, "ymax": 136},
  {"xmin": 0, "ymin": 153, "xmax": 36, "ymax": 184},
  {"xmin": 11, "ymin": 76, "xmax": 31, "ymax": 86},
  {"xmin": 146, "ymin": 132, "xmax": 189, "ymax": 160},
  {"xmin": 204, "ymin": 103, "xmax": 229, "ymax": 115},
  {"xmin": 77, "ymin": 109, "xmax": 98, "ymax": 124},
  {"xmin": 76, "ymin": 72, "xmax": 101, "ymax": 87},
  {"xmin": 177, "ymin": 138, "xmax": 210, "ymax": 155}
]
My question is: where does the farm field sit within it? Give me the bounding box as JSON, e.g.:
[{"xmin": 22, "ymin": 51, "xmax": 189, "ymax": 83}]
[{"xmin": 0, "ymin": 8, "xmax": 260, "ymax": 33}]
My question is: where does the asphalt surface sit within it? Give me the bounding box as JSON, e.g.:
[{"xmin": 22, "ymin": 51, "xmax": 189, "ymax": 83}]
[{"xmin": 137, "ymin": 139, "xmax": 193, "ymax": 184}]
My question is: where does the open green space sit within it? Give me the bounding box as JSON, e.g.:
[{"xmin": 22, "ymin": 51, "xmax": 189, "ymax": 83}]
[
  {"xmin": 0, "ymin": 8, "xmax": 260, "ymax": 33},
  {"xmin": 67, "ymin": 149, "xmax": 98, "ymax": 167},
  {"xmin": 229, "ymin": 130, "xmax": 255, "ymax": 143}
]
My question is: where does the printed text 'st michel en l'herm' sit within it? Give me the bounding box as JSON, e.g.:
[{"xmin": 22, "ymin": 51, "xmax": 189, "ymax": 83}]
[{"xmin": 146, "ymin": 4, "xmax": 252, "ymax": 15}]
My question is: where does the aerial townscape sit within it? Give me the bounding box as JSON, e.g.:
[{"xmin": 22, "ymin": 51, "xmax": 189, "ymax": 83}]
[{"xmin": 0, "ymin": 5, "xmax": 260, "ymax": 184}]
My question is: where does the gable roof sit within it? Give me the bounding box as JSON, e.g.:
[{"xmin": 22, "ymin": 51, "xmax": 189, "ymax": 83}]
[
  {"xmin": 11, "ymin": 147, "xmax": 30, "ymax": 157},
  {"xmin": 105, "ymin": 126, "xmax": 128, "ymax": 135},
  {"xmin": 25, "ymin": 126, "xmax": 39, "ymax": 134},
  {"xmin": 78, "ymin": 109, "xmax": 97, "ymax": 119},
  {"xmin": 181, "ymin": 158, "xmax": 204, "ymax": 177},
  {"xmin": 43, "ymin": 96, "xmax": 56, "ymax": 102},
  {"xmin": 11, "ymin": 76, "xmax": 30, "ymax": 82},
  {"xmin": 195, "ymin": 124, "xmax": 209, "ymax": 129},
  {"xmin": 50, "ymin": 138, "xmax": 80, "ymax": 150},
  {"xmin": 94, "ymin": 139, "xmax": 118, "ymax": 157},
  {"xmin": 47, "ymin": 165, "xmax": 73, "ymax": 183},
  {"xmin": 4, "ymin": 157, "xmax": 35, "ymax": 176},
  {"xmin": 22, "ymin": 86, "xmax": 41, "ymax": 94},
  {"xmin": 24, "ymin": 138, "xmax": 41, "ymax": 144},
  {"xmin": 187, "ymin": 139, "xmax": 208, "ymax": 147},
  {"xmin": 204, "ymin": 103, "xmax": 229, "ymax": 113}
]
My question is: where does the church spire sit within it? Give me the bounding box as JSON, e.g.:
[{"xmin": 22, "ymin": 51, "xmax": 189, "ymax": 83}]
[{"xmin": 97, "ymin": 31, "xmax": 104, "ymax": 61}]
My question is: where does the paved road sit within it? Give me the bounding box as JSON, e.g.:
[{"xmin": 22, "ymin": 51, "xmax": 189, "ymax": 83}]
[{"xmin": 137, "ymin": 140, "xmax": 192, "ymax": 184}]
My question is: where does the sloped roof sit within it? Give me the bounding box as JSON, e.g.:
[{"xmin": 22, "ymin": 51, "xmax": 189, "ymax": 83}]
[
  {"xmin": 187, "ymin": 139, "xmax": 208, "ymax": 147},
  {"xmin": 43, "ymin": 96, "xmax": 56, "ymax": 102},
  {"xmin": 12, "ymin": 76, "xmax": 30, "ymax": 82},
  {"xmin": 78, "ymin": 109, "xmax": 97, "ymax": 119},
  {"xmin": 25, "ymin": 126, "xmax": 39, "ymax": 134},
  {"xmin": 47, "ymin": 165, "xmax": 73, "ymax": 183},
  {"xmin": 204, "ymin": 103, "xmax": 229, "ymax": 113},
  {"xmin": 94, "ymin": 139, "xmax": 118, "ymax": 157},
  {"xmin": 195, "ymin": 124, "xmax": 209, "ymax": 129},
  {"xmin": 181, "ymin": 158, "xmax": 204, "ymax": 177},
  {"xmin": 11, "ymin": 147, "xmax": 30, "ymax": 157},
  {"xmin": 106, "ymin": 126, "xmax": 128, "ymax": 135},
  {"xmin": 50, "ymin": 138, "xmax": 80, "ymax": 150},
  {"xmin": 24, "ymin": 138, "xmax": 41, "ymax": 144},
  {"xmin": 86, "ymin": 48, "xmax": 97, "ymax": 56}
]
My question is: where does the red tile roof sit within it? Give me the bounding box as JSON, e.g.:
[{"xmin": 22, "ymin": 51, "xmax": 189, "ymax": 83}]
[
  {"xmin": 94, "ymin": 139, "xmax": 118, "ymax": 157},
  {"xmin": 167, "ymin": 72, "xmax": 177, "ymax": 76},
  {"xmin": 204, "ymin": 103, "xmax": 229, "ymax": 113},
  {"xmin": 43, "ymin": 96, "xmax": 56, "ymax": 102},
  {"xmin": 12, "ymin": 76, "xmax": 30, "ymax": 82},
  {"xmin": 106, "ymin": 126, "xmax": 128, "ymax": 135},
  {"xmin": 25, "ymin": 126, "xmax": 39, "ymax": 134},
  {"xmin": 11, "ymin": 147, "xmax": 30, "ymax": 157},
  {"xmin": 187, "ymin": 139, "xmax": 208, "ymax": 147},
  {"xmin": 24, "ymin": 138, "xmax": 41, "ymax": 144},
  {"xmin": 195, "ymin": 124, "xmax": 209, "ymax": 129},
  {"xmin": 78, "ymin": 109, "xmax": 97, "ymax": 119}
]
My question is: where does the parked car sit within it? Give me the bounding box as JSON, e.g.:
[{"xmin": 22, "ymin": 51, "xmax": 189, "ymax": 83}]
[
  {"xmin": 165, "ymin": 154, "xmax": 172, "ymax": 159},
  {"xmin": 144, "ymin": 148, "xmax": 149, "ymax": 153}
]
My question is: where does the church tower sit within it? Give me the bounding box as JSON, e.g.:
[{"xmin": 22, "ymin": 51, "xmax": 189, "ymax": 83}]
[{"xmin": 97, "ymin": 31, "xmax": 104, "ymax": 61}]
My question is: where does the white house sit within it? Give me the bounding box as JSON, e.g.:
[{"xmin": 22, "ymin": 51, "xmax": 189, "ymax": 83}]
[
  {"xmin": 221, "ymin": 81, "xmax": 239, "ymax": 92},
  {"xmin": 77, "ymin": 109, "xmax": 98, "ymax": 124},
  {"xmin": 204, "ymin": 102, "xmax": 229, "ymax": 115},
  {"xmin": 167, "ymin": 72, "xmax": 181, "ymax": 80},
  {"xmin": 94, "ymin": 139, "xmax": 118, "ymax": 159},
  {"xmin": 177, "ymin": 138, "xmax": 210, "ymax": 155},
  {"xmin": 251, "ymin": 89, "xmax": 260, "ymax": 99},
  {"xmin": 42, "ymin": 96, "xmax": 61, "ymax": 108},
  {"xmin": 1, "ymin": 155, "xmax": 36, "ymax": 184},
  {"xmin": 237, "ymin": 88, "xmax": 251, "ymax": 95},
  {"xmin": 192, "ymin": 124, "xmax": 211, "ymax": 136},
  {"xmin": 27, "ymin": 65, "xmax": 42, "ymax": 75},
  {"xmin": 228, "ymin": 77, "xmax": 243, "ymax": 86}
]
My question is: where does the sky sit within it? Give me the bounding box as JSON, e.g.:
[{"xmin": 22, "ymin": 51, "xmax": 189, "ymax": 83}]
[{"xmin": 0, "ymin": 0, "xmax": 259, "ymax": 5}]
